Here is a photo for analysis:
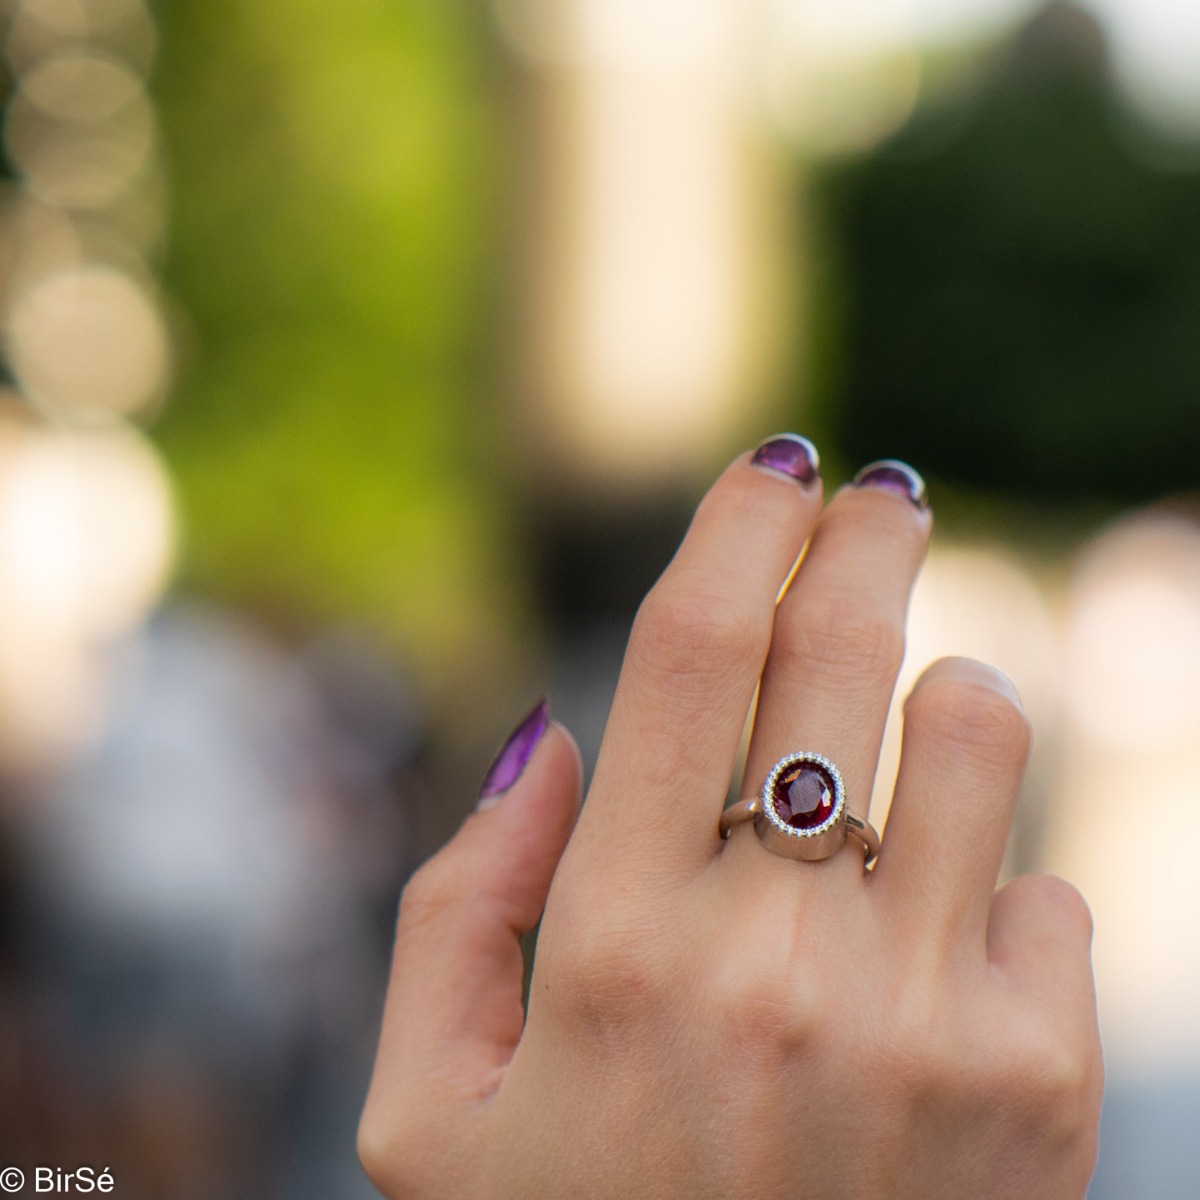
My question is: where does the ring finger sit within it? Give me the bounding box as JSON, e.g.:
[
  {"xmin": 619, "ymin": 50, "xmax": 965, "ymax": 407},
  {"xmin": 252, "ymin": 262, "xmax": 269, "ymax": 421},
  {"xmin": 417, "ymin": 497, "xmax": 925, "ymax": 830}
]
[{"xmin": 727, "ymin": 461, "xmax": 932, "ymax": 884}]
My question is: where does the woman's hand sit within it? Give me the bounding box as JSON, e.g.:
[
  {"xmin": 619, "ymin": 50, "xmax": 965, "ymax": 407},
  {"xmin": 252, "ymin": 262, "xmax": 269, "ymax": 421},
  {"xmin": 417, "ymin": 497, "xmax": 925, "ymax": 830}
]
[{"xmin": 359, "ymin": 441, "xmax": 1102, "ymax": 1199}]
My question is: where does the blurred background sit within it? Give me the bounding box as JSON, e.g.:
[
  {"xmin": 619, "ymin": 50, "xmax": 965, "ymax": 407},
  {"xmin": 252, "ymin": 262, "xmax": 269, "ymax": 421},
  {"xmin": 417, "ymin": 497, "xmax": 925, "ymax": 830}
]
[{"xmin": 0, "ymin": 0, "xmax": 1196, "ymax": 1193}]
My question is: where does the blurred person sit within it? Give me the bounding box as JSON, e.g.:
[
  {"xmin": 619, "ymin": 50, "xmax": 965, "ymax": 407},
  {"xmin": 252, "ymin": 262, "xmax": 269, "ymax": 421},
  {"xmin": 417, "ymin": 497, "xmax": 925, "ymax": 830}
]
[
  {"xmin": 360, "ymin": 440, "xmax": 1102, "ymax": 1198},
  {"xmin": 6, "ymin": 603, "xmax": 417, "ymax": 1198}
]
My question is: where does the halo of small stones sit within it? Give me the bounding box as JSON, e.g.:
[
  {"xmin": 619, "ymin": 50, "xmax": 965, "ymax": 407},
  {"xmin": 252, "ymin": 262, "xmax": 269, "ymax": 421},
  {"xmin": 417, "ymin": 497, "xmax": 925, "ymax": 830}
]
[{"xmin": 760, "ymin": 751, "xmax": 845, "ymax": 840}]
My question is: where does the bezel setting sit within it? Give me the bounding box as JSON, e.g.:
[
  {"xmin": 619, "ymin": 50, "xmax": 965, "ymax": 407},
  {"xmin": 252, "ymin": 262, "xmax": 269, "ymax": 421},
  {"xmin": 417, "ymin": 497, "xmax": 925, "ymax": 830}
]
[{"xmin": 759, "ymin": 751, "xmax": 845, "ymax": 840}]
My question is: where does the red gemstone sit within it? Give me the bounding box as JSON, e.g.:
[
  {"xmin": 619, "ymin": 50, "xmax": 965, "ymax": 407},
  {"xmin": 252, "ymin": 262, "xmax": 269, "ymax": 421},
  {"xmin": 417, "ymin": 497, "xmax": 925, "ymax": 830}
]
[{"xmin": 770, "ymin": 761, "xmax": 835, "ymax": 830}]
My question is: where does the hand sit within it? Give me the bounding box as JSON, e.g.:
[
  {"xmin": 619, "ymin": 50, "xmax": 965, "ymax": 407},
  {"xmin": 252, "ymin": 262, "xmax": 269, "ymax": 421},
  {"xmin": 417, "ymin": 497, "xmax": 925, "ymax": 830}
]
[{"xmin": 358, "ymin": 441, "xmax": 1102, "ymax": 1199}]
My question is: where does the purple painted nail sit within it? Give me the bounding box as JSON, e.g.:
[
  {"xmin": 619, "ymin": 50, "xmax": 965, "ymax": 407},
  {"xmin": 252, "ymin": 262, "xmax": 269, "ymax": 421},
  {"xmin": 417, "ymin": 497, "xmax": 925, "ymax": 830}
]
[
  {"xmin": 478, "ymin": 698, "xmax": 550, "ymax": 806},
  {"xmin": 852, "ymin": 459, "xmax": 927, "ymax": 508},
  {"xmin": 751, "ymin": 434, "xmax": 820, "ymax": 485}
]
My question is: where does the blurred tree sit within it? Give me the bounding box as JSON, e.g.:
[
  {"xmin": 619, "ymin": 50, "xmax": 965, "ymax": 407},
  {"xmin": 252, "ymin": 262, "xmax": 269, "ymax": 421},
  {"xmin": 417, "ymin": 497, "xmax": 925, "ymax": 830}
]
[
  {"xmin": 152, "ymin": 0, "xmax": 515, "ymax": 672},
  {"xmin": 812, "ymin": 0, "xmax": 1200, "ymax": 503}
]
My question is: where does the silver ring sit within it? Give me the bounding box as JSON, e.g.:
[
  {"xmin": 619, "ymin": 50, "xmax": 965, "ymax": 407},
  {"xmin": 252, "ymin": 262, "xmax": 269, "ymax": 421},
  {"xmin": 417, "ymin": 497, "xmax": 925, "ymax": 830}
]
[{"xmin": 719, "ymin": 750, "xmax": 879, "ymax": 864}]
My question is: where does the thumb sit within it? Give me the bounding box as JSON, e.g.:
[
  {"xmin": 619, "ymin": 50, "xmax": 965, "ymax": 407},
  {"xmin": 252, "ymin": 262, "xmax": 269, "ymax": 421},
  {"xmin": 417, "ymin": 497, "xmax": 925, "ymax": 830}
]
[{"xmin": 360, "ymin": 700, "xmax": 582, "ymax": 1179}]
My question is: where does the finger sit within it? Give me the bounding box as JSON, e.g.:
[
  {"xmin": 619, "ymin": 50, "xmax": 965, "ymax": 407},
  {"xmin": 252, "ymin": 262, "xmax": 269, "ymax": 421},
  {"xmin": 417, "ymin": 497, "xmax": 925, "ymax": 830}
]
[
  {"xmin": 577, "ymin": 437, "xmax": 824, "ymax": 870},
  {"xmin": 359, "ymin": 709, "xmax": 582, "ymax": 1190},
  {"xmin": 987, "ymin": 874, "xmax": 1102, "ymax": 1119},
  {"xmin": 988, "ymin": 872, "xmax": 1096, "ymax": 1004},
  {"xmin": 873, "ymin": 657, "xmax": 1032, "ymax": 949},
  {"xmin": 734, "ymin": 462, "xmax": 930, "ymax": 881},
  {"xmin": 988, "ymin": 874, "xmax": 1103, "ymax": 1170}
]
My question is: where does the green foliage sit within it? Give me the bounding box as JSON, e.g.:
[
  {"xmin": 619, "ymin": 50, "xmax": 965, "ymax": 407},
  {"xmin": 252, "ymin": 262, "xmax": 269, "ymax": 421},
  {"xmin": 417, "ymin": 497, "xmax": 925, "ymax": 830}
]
[
  {"xmin": 151, "ymin": 0, "xmax": 513, "ymax": 665},
  {"xmin": 811, "ymin": 2, "xmax": 1200, "ymax": 503}
]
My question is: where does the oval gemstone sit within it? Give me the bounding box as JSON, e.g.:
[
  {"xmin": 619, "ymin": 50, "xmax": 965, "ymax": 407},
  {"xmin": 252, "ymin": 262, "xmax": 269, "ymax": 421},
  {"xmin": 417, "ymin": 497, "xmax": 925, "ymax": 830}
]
[{"xmin": 769, "ymin": 761, "xmax": 835, "ymax": 830}]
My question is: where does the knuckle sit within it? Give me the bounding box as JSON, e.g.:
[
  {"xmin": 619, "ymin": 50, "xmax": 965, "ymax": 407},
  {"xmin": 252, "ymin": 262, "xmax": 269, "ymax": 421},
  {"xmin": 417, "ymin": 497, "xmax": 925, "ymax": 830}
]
[
  {"xmin": 879, "ymin": 981, "xmax": 1097, "ymax": 1135},
  {"xmin": 1004, "ymin": 1016, "xmax": 1094, "ymax": 1129},
  {"xmin": 713, "ymin": 969, "xmax": 823, "ymax": 1059},
  {"xmin": 907, "ymin": 678, "xmax": 1031, "ymax": 769},
  {"xmin": 357, "ymin": 1109, "xmax": 418, "ymax": 1197},
  {"xmin": 945, "ymin": 1011, "xmax": 1094, "ymax": 1132},
  {"xmin": 356, "ymin": 1116, "xmax": 392, "ymax": 1190},
  {"xmin": 359, "ymin": 1079, "xmax": 481, "ymax": 1197},
  {"xmin": 1021, "ymin": 873, "xmax": 1094, "ymax": 942},
  {"xmin": 551, "ymin": 914, "xmax": 671, "ymax": 1030},
  {"xmin": 783, "ymin": 595, "xmax": 904, "ymax": 684},
  {"xmin": 397, "ymin": 859, "xmax": 460, "ymax": 936},
  {"xmin": 631, "ymin": 586, "xmax": 764, "ymax": 684}
]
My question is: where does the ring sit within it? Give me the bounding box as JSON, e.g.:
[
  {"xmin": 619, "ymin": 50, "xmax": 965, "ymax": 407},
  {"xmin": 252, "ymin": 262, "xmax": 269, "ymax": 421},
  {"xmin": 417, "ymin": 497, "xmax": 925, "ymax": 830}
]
[{"xmin": 719, "ymin": 751, "xmax": 880, "ymax": 864}]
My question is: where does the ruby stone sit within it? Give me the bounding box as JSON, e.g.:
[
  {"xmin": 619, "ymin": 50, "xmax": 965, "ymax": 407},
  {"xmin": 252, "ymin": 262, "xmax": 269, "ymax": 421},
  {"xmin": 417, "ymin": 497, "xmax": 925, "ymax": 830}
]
[{"xmin": 769, "ymin": 761, "xmax": 835, "ymax": 830}]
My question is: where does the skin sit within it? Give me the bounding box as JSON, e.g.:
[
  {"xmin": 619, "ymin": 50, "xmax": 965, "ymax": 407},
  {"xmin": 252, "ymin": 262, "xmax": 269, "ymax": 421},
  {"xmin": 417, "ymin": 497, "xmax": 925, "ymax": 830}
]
[{"xmin": 358, "ymin": 449, "xmax": 1103, "ymax": 1199}]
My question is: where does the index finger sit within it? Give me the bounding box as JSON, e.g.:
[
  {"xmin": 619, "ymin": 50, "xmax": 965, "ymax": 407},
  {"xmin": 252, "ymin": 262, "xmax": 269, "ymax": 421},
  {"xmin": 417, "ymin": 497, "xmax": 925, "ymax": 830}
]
[{"xmin": 571, "ymin": 437, "xmax": 824, "ymax": 876}]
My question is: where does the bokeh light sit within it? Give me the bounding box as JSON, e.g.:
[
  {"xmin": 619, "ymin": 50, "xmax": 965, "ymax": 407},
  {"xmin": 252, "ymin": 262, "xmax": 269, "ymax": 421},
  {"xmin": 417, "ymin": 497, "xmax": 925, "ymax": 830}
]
[
  {"xmin": 761, "ymin": 0, "xmax": 923, "ymax": 156},
  {"xmin": 8, "ymin": 265, "xmax": 169, "ymax": 420},
  {"xmin": 1086, "ymin": 0, "xmax": 1200, "ymax": 133},
  {"xmin": 495, "ymin": 0, "xmax": 735, "ymax": 69},
  {"xmin": 0, "ymin": 192, "xmax": 81, "ymax": 301},
  {"xmin": 526, "ymin": 79, "xmax": 755, "ymax": 480},
  {"xmin": 1063, "ymin": 514, "xmax": 1200, "ymax": 748},
  {"xmin": 1050, "ymin": 512, "xmax": 1200, "ymax": 1075},
  {"xmin": 5, "ymin": 66, "xmax": 153, "ymax": 210},
  {"xmin": 509, "ymin": 0, "xmax": 780, "ymax": 487},
  {"xmin": 0, "ymin": 406, "xmax": 173, "ymax": 771},
  {"xmin": 20, "ymin": 48, "xmax": 144, "ymax": 121},
  {"xmin": 0, "ymin": 0, "xmax": 173, "ymax": 778}
]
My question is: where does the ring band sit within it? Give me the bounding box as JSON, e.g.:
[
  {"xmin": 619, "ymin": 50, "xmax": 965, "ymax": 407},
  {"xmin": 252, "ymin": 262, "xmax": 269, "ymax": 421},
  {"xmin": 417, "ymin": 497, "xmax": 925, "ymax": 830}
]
[
  {"xmin": 719, "ymin": 797, "xmax": 880, "ymax": 862},
  {"xmin": 719, "ymin": 751, "xmax": 879, "ymax": 864}
]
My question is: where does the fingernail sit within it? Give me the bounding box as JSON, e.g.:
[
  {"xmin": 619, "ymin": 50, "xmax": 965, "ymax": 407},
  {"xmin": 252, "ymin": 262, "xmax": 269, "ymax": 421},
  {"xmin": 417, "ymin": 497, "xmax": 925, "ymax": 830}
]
[
  {"xmin": 751, "ymin": 434, "xmax": 820, "ymax": 485},
  {"xmin": 478, "ymin": 697, "xmax": 550, "ymax": 808},
  {"xmin": 852, "ymin": 459, "xmax": 927, "ymax": 508}
]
